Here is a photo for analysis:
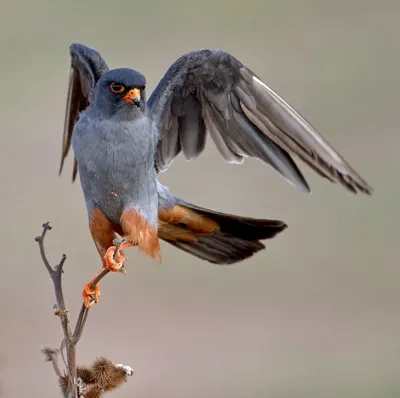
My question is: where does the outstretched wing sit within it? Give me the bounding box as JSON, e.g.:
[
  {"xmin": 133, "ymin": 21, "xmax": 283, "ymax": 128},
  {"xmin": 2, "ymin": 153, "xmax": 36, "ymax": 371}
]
[
  {"xmin": 59, "ymin": 43, "xmax": 110, "ymax": 181},
  {"xmin": 149, "ymin": 49, "xmax": 372, "ymax": 194}
]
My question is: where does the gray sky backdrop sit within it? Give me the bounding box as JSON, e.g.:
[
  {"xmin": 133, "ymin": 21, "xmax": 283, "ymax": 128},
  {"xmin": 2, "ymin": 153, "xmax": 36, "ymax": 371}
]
[{"xmin": 0, "ymin": 1, "xmax": 399, "ymax": 397}]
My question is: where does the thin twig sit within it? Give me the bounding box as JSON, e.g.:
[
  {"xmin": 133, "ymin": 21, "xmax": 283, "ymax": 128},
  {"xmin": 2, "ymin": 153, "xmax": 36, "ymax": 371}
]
[
  {"xmin": 72, "ymin": 237, "xmax": 126, "ymax": 344},
  {"xmin": 36, "ymin": 224, "xmax": 128, "ymax": 397},
  {"xmin": 35, "ymin": 222, "xmax": 77, "ymax": 398},
  {"xmin": 35, "ymin": 222, "xmax": 54, "ymax": 275},
  {"xmin": 72, "ymin": 305, "xmax": 89, "ymax": 345},
  {"xmin": 35, "ymin": 223, "xmax": 71, "ymax": 339},
  {"xmin": 54, "ymin": 256, "xmax": 72, "ymax": 340}
]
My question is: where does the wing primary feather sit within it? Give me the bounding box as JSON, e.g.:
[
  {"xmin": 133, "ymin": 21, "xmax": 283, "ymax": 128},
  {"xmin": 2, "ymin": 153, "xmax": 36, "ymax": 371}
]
[
  {"xmin": 59, "ymin": 43, "xmax": 109, "ymax": 181},
  {"xmin": 204, "ymin": 105, "xmax": 244, "ymax": 164},
  {"xmin": 156, "ymin": 117, "xmax": 181, "ymax": 172},
  {"xmin": 240, "ymin": 103, "xmax": 335, "ymax": 181},
  {"xmin": 178, "ymin": 95, "xmax": 207, "ymax": 160},
  {"xmin": 248, "ymin": 71, "xmax": 372, "ymax": 194},
  {"xmin": 72, "ymin": 158, "xmax": 78, "ymax": 182},
  {"xmin": 59, "ymin": 67, "xmax": 77, "ymax": 176},
  {"xmin": 227, "ymin": 108, "xmax": 310, "ymax": 192},
  {"xmin": 149, "ymin": 49, "xmax": 372, "ymax": 194}
]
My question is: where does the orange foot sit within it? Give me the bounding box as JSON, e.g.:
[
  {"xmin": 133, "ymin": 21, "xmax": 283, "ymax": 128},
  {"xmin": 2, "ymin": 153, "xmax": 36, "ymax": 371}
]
[
  {"xmin": 103, "ymin": 245, "xmax": 126, "ymax": 272},
  {"xmin": 82, "ymin": 282, "xmax": 100, "ymax": 308}
]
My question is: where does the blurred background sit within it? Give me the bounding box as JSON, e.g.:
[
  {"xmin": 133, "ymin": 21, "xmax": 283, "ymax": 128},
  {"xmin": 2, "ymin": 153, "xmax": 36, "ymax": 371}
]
[{"xmin": 0, "ymin": 0, "xmax": 399, "ymax": 397}]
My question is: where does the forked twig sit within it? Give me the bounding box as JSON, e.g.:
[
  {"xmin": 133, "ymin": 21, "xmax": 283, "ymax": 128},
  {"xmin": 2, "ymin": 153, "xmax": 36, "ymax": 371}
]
[
  {"xmin": 35, "ymin": 222, "xmax": 76, "ymax": 397},
  {"xmin": 35, "ymin": 223, "xmax": 130, "ymax": 398}
]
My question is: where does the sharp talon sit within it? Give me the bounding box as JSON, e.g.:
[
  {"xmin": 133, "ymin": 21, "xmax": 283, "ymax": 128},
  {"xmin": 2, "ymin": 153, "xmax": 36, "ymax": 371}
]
[
  {"xmin": 104, "ymin": 246, "xmax": 125, "ymax": 272},
  {"xmin": 82, "ymin": 282, "xmax": 100, "ymax": 308}
]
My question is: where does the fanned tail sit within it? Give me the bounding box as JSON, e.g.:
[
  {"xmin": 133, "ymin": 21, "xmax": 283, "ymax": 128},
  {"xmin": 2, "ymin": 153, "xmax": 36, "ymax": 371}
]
[{"xmin": 158, "ymin": 199, "xmax": 287, "ymax": 265}]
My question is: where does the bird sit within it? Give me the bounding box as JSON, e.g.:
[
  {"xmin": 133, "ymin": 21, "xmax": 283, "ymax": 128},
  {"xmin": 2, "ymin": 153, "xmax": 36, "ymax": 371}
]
[{"xmin": 59, "ymin": 43, "xmax": 372, "ymax": 308}]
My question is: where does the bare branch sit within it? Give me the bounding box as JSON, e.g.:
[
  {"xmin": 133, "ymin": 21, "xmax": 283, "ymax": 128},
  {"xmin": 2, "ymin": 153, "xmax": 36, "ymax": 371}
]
[
  {"xmin": 35, "ymin": 222, "xmax": 77, "ymax": 398},
  {"xmin": 72, "ymin": 237, "xmax": 126, "ymax": 344},
  {"xmin": 34, "ymin": 222, "xmax": 54, "ymax": 275},
  {"xmin": 36, "ymin": 223, "xmax": 133, "ymax": 398}
]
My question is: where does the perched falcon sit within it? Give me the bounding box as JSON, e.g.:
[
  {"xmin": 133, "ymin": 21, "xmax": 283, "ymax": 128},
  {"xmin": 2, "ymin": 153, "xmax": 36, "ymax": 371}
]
[{"xmin": 59, "ymin": 43, "xmax": 372, "ymax": 307}]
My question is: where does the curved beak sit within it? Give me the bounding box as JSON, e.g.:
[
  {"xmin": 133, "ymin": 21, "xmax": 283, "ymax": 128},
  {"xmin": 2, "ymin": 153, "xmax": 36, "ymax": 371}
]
[{"xmin": 123, "ymin": 88, "xmax": 141, "ymax": 106}]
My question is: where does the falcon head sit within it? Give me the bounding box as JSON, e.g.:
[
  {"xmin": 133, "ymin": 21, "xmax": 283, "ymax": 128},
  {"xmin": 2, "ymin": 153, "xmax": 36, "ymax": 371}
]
[{"xmin": 92, "ymin": 68, "xmax": 146, "ymax": 118}]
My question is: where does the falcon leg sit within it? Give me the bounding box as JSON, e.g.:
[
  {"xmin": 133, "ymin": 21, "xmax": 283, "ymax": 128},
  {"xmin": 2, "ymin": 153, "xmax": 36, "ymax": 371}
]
[
  {"xmin": 82, "ymin": 209, "xmax": 132, "ymax": 308},
  {"xmin": 103, "ymin": 241, "xmax": 132, "ymax": 272},
  {"xmin": 82, "ymin": 272, "xmax": 102, "ymax": 308}
]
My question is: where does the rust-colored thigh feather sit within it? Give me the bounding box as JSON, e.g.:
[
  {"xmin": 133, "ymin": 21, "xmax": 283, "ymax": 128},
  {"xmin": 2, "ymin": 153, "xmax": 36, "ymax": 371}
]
[
  {"xmin": 89, "ymin": 208, "xmax": 117, "ymax": 260},
  {"xmin": 120, "ymin": 209, "xmax": 161, "ymax": 261}
]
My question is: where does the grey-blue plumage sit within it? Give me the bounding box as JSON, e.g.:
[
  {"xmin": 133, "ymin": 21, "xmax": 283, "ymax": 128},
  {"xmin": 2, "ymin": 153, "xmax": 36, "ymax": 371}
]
[
  {"xmin": 59, "ymin": 43, "xmax": 372, "ymax": 271},
  {"xmin": 72, "ymin": 112, "xmax": 159, "ymax": 227}
]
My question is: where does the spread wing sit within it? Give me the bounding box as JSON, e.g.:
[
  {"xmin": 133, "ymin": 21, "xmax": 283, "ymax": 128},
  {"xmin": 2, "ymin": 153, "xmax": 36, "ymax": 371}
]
[
  {"xmin": 59, "ymin": 42, "xmax": 110, "ymax": 181},
  {"xmin": 149, "ymin": 49, "xmax": 372, "ymax": 194}
]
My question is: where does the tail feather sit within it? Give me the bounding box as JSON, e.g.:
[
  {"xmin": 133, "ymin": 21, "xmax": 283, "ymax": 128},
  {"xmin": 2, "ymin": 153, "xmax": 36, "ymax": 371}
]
[
  {"xmin": 181, "ymin": 200, "xmax": 287, "ymax": 240},
  {"xmin": 159, "ymin": 200, "xmax": 287, "ymax": 265}
]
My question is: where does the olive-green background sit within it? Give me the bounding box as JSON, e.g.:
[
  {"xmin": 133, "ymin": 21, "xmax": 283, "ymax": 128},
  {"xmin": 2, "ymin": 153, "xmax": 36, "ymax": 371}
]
[{"xmin": 0, "ymin": 1, "xmax": 398, "ymax": 397}]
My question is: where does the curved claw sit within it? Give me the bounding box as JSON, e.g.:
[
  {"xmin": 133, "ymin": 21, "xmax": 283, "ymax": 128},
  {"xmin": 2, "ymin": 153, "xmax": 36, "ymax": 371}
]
[
  {"xmin": 104, "ymin": 246, "xmax": 126, "ymax": 272},
  {"xmin": 82, "ymin": 282, "xmax": 100, "ymax": 308}
]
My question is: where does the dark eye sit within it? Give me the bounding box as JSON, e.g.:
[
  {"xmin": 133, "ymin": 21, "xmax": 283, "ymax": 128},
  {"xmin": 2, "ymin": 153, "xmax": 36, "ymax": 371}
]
[{"xmin": 110, "ymin": 82, "xmax": 125, "ymax": 93}]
